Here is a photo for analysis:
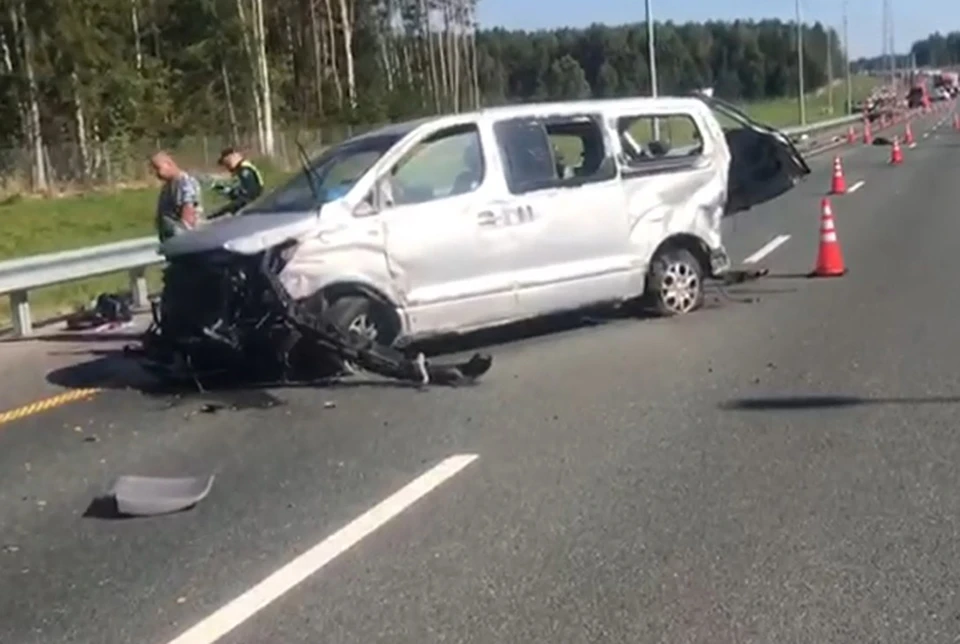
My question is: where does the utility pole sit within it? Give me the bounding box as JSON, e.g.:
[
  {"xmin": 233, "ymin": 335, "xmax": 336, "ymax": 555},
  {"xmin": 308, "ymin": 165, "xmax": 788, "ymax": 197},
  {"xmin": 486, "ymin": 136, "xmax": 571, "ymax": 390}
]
[
  {"xmin": 827, "ymin": 29, "xmax": 834, "ymax": 114},
  {"xmin": 843, "ymin": 0, "xmax": 852, "ymax": 113},
  {"xmin": 796, "ymin": 0, "xmax": 806, "ymax": 125},
  {"xmin": 645, "ymin": 0, "xmax": 660, "ymax": 138}
]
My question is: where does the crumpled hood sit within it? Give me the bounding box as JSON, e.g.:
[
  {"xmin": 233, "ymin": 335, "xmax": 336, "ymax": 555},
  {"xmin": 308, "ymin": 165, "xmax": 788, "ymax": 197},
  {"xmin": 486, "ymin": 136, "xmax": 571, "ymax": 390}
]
[{"xmin": 160, "ymin": 211, "xmax": 319, "ymax": 257}]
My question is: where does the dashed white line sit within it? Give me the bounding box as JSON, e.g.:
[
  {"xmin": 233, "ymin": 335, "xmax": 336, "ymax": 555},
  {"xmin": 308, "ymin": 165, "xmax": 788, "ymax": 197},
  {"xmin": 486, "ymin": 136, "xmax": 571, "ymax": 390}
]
[
  {"xmin": 162, "ymin": 453, "xmax": 480, "ymax": 644},
  {"xmin": 743, "ymin": 234, "xmax": 791, "ymax": 264},
  {"xmin": 847, "ymin": 180, "xmax": 865, "ymax": 193},
  {"xmin": 909, "ymin": 142, "xmax": 917, "ymax": 149}
]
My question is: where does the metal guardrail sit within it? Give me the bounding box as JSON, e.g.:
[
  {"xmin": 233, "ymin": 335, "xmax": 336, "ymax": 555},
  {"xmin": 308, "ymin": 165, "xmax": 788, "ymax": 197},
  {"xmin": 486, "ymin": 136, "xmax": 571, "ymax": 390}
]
[
  {"xmin": 782, "ymin": 113, "xmax": 862, "ymax": 137},
  {"xmin": 0, "ymin": 108, "xmax": 932, "ymax": 338},
  {"xmin": 0, "ymin": 236, "xmax": 160, "ymax": 336}
]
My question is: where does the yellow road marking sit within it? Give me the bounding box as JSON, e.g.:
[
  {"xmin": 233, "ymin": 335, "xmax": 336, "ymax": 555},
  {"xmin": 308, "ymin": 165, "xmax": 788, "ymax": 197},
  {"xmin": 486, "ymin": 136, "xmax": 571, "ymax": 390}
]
[{"xmin": 0, "ymin": 388, "xmax": 101, "ymax": 427}]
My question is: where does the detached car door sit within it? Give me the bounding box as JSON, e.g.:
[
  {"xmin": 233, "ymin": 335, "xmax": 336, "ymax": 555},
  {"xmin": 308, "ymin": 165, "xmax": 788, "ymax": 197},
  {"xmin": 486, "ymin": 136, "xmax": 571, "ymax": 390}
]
[{"xmin": 697, "ymin": 94, "xmax": 811, "ymax": 215}]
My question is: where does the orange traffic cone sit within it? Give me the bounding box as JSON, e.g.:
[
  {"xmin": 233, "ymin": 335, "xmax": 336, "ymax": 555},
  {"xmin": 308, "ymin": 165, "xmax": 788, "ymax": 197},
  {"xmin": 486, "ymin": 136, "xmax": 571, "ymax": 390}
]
[
  {"xmin": 830, "ymin": 156, "xmax": 847, "ymax": 195},
  {"xmin": 954, "ymin": 113, "xmax": 960, "ymax": 131},
  {"xmin": 905, "ymin": 121, "xmax": 915, "ymax": 145},
  {"xmin": 863, "ymin": 119, "xmax": 873, "ymax": 144},
  {"xmin": 810, "ymin": 198, "xmax": 846, "ymax": 278},
  {"xmin": 890, "ymin": 137, "xmax": 903, "ymax": 165},
  {"xmin": 847, "ymin": 126, "xmax": 856, "ymax": 144}
]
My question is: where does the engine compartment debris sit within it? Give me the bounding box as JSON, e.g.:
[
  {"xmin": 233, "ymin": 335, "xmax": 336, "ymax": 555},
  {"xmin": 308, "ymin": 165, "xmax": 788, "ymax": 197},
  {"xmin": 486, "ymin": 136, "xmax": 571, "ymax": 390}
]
[{"xmin": 125, "ymin": 246, "xmax": 493, "ymax": 390}]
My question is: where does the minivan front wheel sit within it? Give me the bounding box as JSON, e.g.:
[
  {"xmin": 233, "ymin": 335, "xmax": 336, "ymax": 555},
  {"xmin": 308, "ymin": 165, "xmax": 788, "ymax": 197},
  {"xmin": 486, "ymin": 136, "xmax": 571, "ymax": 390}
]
[
  {"xmin": 646, "ymin": 247, "xmax": 705, "ymax": 316},
  {"xmin": 322, "ymin": 294, "xmax": 401, "ymax": 372}
]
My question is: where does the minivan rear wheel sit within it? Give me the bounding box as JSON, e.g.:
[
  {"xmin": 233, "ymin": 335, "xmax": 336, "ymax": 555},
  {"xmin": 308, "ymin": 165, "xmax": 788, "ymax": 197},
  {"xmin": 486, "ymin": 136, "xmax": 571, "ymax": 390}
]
[{"xmin": 646, "ymin": 247, "xmax": 705, "ymax": 316}]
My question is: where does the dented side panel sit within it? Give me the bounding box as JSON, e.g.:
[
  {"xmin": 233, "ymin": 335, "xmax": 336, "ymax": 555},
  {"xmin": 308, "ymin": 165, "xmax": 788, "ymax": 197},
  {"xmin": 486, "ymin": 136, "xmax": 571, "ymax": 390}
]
[{"xmin": 606, "ymin": 103, "xmax": 731, "ymax": 280}]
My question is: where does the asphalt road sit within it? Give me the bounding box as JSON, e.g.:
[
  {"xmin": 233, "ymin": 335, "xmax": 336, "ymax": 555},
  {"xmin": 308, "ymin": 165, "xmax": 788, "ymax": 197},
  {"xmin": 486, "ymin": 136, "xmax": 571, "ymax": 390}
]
[{"xmin": 2, "ymin": 106, "xmax": 960, "ymax": 644}]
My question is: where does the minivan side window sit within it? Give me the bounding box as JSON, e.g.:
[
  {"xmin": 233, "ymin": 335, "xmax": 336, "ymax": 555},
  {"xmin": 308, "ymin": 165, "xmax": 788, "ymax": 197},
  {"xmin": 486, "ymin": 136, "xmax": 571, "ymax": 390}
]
[
  {"xmin": 616, "ymin": 114, "xmax": 704, "ymax": 170},
  {"xmin": 494, "ymin": 115, "xmax": 615, "ymax": 195},
  {"xmin": 379, "ymin": 124, "xmax": 484, "ymax": 208}
]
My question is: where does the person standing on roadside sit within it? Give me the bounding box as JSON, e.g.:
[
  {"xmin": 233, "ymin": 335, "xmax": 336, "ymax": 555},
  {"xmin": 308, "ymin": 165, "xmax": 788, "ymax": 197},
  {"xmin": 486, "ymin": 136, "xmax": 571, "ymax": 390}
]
[
  {"xmin": 214, "ymin": 147, "xmax": 264, "ymax": 214},
  {"xmin": 150, "ymin": 151, "xmax": 204, "ymax": 242}
]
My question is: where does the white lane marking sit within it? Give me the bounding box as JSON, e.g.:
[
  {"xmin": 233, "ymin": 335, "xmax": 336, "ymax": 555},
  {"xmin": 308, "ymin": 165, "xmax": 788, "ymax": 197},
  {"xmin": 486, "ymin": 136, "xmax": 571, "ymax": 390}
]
[
  {"xmin": 909, "ymin": 142, "xmax": 917, "ymax": 149},
  {"xmin": 743, "ymin": 234, "xmax": 791, "ymax": 264},
  {"xmin": 848, "ymin": 180, "xmax": 865, "ymax": 193},
  {"xmin": 162, "ymin": 453, "xmax": 480, "ymax": 644}
]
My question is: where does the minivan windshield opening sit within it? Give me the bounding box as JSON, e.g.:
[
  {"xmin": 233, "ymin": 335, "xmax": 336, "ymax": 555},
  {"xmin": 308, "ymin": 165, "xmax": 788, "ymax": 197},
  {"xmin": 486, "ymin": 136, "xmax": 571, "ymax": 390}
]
[{"xmin": 243, "ymin": 133, "xmax": 403, "ymax": 215}]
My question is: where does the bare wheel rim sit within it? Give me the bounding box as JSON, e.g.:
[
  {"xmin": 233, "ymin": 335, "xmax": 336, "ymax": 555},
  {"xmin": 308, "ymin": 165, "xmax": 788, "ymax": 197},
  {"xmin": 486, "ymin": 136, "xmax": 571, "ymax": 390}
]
[
  {"xmin": 659, "ymin": 260, "xmax": 701, "ymax": 314},
  {"xmin": 341, "ymin": 312, "xmax": 380, "ymax": 375},
  {"xmin": 346, "ymin": 312, "xmax": 379, "ymax": 343}
]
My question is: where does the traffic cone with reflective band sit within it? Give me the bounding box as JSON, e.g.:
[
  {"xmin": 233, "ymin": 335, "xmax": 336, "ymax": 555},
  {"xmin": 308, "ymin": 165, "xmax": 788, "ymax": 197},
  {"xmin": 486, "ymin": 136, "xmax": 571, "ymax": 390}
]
[
  {"xmin": 863, "ymin": 119, "xmax": 873, "ymax": 144},
  {"xmin": 810, "ymin": 198, "xmax": 846, "ymax": 278},
  {"xmin": 890, "ymin": 137, "xmax": 903, "ymax": 165},
  {"xmin": 905, "ymin": 121, "xmax": 915, "ymax": 145},
  {"xmin": 830, "ymin": 156, "xmax": 847, "ymax": 195},
  {"xmin": 847, "ymin": 126, "xmax": 856, "ymax": 144}
]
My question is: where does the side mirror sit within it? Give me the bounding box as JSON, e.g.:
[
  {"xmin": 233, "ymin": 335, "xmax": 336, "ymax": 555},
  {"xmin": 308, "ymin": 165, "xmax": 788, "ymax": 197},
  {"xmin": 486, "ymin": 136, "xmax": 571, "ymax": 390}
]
[{"xmin": 353, "ymin": 199, "xmax": 378, "ymax": 218}]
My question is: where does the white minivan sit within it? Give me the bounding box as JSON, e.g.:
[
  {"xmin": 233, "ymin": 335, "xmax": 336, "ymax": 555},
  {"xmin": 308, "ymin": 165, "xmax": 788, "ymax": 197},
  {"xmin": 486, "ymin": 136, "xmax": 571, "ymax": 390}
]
[{"xmin": 154, "ymin": 95, "xmax": 809, "ymax": 373}]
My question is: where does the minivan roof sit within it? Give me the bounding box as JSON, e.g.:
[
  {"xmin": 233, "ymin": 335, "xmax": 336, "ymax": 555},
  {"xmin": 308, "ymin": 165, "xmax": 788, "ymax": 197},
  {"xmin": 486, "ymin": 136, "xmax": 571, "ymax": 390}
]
[{"xmin": 354, "ymin": 96, "xmax": 709, "ymax": 141}]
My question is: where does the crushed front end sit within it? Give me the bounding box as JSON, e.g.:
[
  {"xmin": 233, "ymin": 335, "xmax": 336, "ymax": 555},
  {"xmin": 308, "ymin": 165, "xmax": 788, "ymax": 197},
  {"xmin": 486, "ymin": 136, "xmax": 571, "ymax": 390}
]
[{"xmin": 131, "ymin": 245, "xmax": 493, "ymax": 387}]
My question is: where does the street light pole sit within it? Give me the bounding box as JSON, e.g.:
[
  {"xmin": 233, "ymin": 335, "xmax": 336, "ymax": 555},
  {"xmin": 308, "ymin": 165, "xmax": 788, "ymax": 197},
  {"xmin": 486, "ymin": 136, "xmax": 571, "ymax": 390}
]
[
  {"xmin": 796, "ymin": 0, "xmax": 806, "ymax": 125},
  {"xmin": 843, "ymin": 0, "xmax": 852, "ymax": 113},
  {"xmin": 645, "ymin": 0, "xmax": 660, "ymax": 138},
  {"xmin": 645, "ymin": 0, "xmax": 658, "ymax": 98}
]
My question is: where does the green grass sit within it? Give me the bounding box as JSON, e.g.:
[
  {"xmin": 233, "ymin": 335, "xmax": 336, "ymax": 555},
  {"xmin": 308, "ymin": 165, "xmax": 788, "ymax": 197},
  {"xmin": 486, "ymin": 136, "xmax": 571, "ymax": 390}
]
[
  {"xmin": 743, "ymin": 74, "xmax": 878, "ymax": 127},
  {"xmin": 0, "ymin": 79, "xmax": 883, "ymax": 327}
]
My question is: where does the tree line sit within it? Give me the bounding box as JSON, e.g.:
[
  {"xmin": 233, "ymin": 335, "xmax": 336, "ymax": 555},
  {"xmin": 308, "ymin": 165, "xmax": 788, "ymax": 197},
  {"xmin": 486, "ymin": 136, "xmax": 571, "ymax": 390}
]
[
  {"xmin": 2, "ymin": 0, "xmax": 854, "ymax": 192},
  {"xmin": 853, "ymin": 33, "xmax": 960, "ymax": 72}
]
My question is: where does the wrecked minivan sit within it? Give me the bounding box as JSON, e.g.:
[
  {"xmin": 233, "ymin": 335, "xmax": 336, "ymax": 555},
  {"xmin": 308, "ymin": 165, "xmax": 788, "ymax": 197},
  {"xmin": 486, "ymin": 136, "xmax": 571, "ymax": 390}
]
[{"xmin": 137, "ymin": 95, "xmax": 809, "ymax": 384}]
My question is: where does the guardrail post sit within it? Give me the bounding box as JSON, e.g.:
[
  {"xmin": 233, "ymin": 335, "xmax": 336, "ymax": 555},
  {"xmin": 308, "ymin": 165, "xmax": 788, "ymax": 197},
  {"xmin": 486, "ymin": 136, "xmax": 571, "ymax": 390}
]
[
  {"xmin": 10, "ymin": 290, "xmax": 31, "ymax": 337},
  {"xmin": 129, "ymin": 267, "xmax": 149, "ymax": 310}
]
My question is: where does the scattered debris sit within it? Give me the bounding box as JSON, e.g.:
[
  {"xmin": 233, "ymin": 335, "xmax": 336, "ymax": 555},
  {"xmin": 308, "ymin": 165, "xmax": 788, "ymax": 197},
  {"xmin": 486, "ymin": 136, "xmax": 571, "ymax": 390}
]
[
  {"xmin": 82, "ymin": 435, "xmax": 100, "ymax": 443},
  {"xmin": 2, "ymin": 544, "xmax": 19, "ymax": 554},
  {"xmin": 65, "ymin": 293, "xmax": 134, "ymax": 332},
  {"xmin": 323, "ymin": 401, "xmax": 336, "ymax": 409}
]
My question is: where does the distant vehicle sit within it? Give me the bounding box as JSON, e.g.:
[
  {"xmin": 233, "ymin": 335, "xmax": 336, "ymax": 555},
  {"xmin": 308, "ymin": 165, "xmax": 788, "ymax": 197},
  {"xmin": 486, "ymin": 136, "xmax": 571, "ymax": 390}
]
[
  {"xmin": 139, "ymin": 95, "xmax": 810, "ymax": 381},
  {"xmin": 933, "ymin": 71, "xmax": 959, "ymax": 98},
  {"xmin": 907, "ymin": 84, "xmax": 930, "ymax": 109}
]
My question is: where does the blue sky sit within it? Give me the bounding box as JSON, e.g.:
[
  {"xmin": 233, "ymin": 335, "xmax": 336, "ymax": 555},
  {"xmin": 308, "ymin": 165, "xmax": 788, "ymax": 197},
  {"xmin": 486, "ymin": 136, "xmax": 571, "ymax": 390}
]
[{"xmin": 476, "ymin": 0, "xmax": 943, "ymax": 58}]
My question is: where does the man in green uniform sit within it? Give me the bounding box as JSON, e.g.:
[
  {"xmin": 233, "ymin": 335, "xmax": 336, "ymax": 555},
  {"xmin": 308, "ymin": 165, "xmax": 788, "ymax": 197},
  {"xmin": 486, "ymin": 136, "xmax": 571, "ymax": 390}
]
[{"xmin": 213, "ymin": 147, "xmax": 265, "ymax": 215}]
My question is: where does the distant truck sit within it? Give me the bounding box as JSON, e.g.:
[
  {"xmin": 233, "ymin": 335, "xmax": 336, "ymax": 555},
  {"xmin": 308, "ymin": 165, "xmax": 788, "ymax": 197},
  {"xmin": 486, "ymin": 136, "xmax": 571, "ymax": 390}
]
[{"xmin": 907, "ymin": 76, "xmax": 931, "ymax": 108}]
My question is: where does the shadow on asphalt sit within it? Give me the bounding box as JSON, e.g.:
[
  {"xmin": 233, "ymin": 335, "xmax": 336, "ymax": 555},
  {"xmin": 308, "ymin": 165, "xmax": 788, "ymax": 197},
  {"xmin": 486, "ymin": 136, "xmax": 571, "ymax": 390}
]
[
  {"xmin": 43, "ymin": 283, "xmax": 774, "ymax": 397},
  {"xmin": 43, "ymin": 308, "xmax": 640, "ymax": 398},
  {"xmin": 721, "ymin": 394, "xmax": 960, "ymax": 410}
]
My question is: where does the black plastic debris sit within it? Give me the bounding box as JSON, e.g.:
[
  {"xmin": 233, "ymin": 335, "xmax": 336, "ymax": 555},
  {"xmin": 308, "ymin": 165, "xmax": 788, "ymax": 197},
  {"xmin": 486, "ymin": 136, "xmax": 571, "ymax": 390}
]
[{"xmin": 66, "ymin": 293, "xmax": 133, "ymax": 332}]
